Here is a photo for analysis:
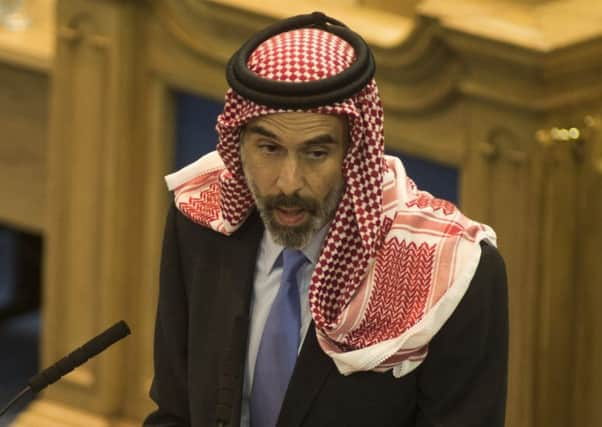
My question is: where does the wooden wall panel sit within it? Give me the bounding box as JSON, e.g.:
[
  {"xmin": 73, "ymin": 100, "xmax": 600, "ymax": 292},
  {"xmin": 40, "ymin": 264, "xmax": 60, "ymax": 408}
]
[
  {"xmin": 0, "ymin": 64, "xmax": 49, "ymax": 232},
  {"xmin": 15, "ymin": 0, "xmax": 139, "ymax": 425},
  {"xmin": 460, "ymin": 102, "xmax": 540, "ymax": 427},
  {"xmin": 16, "ymin": 1, "xmax": 602, "ymax": 426}
]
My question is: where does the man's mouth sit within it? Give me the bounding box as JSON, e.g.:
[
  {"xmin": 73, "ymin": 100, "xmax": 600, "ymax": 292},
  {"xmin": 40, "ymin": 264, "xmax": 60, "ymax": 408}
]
[{"xmin": 273, "ymin": 207, "xmax": 308, "ymax": 226}]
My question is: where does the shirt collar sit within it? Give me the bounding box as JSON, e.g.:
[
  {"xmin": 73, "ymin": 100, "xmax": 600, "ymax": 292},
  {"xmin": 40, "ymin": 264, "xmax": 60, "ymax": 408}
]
[{"xmin": 263, "ymin": 223, "xmax": 330, "ymax": 272}]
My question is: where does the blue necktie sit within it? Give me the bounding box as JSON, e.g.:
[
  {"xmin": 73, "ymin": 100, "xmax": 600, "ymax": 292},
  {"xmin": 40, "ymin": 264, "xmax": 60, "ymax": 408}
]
[{"xmin": 250, "ymin": 249, "xmax": 307, "ymax": 427}]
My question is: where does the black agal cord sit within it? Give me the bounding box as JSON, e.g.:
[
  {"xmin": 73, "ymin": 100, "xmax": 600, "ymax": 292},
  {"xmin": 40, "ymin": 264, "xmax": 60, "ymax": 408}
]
[{"xmin": 226, "ymin": 11, "xmax": 375, "ymax": 109}]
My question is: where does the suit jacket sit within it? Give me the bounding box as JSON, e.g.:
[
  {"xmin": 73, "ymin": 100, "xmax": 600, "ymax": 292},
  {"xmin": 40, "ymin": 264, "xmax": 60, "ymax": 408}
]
[{"xmin": 144, "ymin": 205, "xmax": 508, "ymax": 427}]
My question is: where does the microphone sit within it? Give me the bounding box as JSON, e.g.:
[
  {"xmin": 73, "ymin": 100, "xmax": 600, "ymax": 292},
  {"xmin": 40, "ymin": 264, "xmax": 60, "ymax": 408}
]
[{"xmin": 0, "ymin": 320, "xmax": 131, "ymax": 417}]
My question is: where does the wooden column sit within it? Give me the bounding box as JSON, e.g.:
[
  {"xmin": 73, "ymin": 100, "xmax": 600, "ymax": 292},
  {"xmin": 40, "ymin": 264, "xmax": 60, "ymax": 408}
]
[
  {"xmin": 460, "ymin": 101, "xmax": 540, "ymax": 427},
  {"xmin": 13, "ymin": 0, "xmax": 139, "ymax": 425},
  {"xmin": 573, "ymin": 116, "xmax": 602, "ymax": 427}
]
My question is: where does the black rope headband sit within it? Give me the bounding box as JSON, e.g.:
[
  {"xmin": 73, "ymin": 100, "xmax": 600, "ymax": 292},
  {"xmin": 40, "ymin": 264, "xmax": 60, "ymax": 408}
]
[{"xmin": 226, "ymin": 11, "xmax": 376, "ymax": 109}]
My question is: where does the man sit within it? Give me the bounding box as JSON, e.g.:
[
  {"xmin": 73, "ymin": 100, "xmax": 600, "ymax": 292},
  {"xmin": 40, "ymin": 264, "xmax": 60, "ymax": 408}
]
[{"xmin": 145, "ymin": 12, "xmax": 508, "ymax": 427}]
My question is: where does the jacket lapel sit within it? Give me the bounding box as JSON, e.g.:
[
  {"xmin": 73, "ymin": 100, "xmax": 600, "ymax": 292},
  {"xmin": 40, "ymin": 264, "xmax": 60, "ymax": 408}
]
[
  {"xmin": 277, "ymin": 325, "xmax": 336, "ymax": 427},
  {"xmin": 214, "ymin": 212, "xmax": 264, "ymax": 427}
]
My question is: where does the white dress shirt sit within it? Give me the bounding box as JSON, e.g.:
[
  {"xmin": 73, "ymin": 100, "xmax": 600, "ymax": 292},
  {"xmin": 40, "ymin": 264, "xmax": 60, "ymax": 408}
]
[{"xmin": 239, "ymin": 225, "xmax": 329, "ymax": 427}]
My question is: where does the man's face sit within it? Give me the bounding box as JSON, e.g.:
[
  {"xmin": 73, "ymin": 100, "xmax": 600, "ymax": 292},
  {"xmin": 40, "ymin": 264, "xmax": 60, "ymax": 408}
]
[{"xmin": 240, "ymin": 112, "xmax": 348, "ymax": 249}]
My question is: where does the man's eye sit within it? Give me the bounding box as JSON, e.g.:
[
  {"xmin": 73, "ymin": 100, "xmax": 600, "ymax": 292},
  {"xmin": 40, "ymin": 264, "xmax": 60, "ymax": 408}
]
[
  {"xmin": 307, "ymin": 150, "xmax": 328, "ymax": 159},
  {"xmin": 258, "ymin": 143, "xmax": 279, "ymax": 154}
]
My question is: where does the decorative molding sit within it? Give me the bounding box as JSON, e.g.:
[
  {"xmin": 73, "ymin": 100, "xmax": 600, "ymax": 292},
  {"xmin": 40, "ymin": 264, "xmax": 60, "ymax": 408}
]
[
  {"xmin": 419, "ymin": 1, "xmax": 602, "ymax": 112},
  {"xmin": 484, "ymin": 127, "xmax": 528, "ymax": 166},
  {"xmin": 149, "ymin": 2, "xmax": 460, "ymax": 113},
  {"xmin": 149, "ymin": 0, "xmax": 602, "ymax": 116},
  {"xmin": 419, "ymin": 0, "xmax": 602, "ymax": 53},
  {"xmin": 197, "ymin": 0, "xmax": 413, "ymax": 47}
]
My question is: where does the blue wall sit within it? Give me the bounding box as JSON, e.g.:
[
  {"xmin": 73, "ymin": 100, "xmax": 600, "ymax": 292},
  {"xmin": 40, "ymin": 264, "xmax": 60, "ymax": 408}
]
[
  {"xmin": 174, "ymin": 91, "xmax": 224, "ymax": 170},
  {"xmin": 174, "ymin": 92, "xmax": 458, "ymax": 204},
  {"xmin": 0, "ymin": 229, "xmax": 39, "ymax": 420},
  {"xmin": 389, "ymin": 150, "xmax": 458, "ymax": 203}
]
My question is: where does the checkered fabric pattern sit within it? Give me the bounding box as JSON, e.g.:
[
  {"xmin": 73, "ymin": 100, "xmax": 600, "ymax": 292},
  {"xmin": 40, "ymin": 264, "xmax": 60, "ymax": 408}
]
[
  {"xmin": 167, "ymin": 27, "xmax": 497, "ymax": 377},
  {"xmin": 216, "ymin": 28, "xmax": 386, "ymax": 332}
]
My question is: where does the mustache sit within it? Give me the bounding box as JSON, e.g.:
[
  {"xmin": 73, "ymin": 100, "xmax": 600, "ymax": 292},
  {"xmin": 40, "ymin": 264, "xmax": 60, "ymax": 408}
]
[{"xmin": 263, "ymin": 193, "xmax": 319, "ymax": 214}]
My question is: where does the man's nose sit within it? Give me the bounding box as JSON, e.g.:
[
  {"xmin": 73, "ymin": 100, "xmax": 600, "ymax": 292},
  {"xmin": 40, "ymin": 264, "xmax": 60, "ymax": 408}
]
[{"xmin": 276, "ymin": 156, "xmax": 304, "ymax": 195}]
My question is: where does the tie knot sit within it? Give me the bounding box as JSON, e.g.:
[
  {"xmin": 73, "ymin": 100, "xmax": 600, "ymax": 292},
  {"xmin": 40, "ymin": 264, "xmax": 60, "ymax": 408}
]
[{"xmin": 282, "ymin": 249, "xmax": 307, "ymax": 284}]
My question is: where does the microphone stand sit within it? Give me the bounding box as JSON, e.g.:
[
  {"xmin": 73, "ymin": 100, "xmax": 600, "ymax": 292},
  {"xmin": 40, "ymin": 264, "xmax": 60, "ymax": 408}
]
[
  {"xmin": 0, "ymin": 320, "xmax": 131, "ymax": 418},
  {"xmin": 0, "ymin": 386, "xmax": 31, "ymax": 417}
]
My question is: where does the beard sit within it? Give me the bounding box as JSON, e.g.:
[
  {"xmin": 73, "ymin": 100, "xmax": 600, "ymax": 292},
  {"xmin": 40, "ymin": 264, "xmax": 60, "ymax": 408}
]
[{"xmin": 244, "ymin": 176, "xmax": 344, "ymax": 249}]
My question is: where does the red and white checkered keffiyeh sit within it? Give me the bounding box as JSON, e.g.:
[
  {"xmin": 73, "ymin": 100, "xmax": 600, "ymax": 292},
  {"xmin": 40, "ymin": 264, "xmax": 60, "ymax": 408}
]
[{"xmin": 165, "ymin": 28, "xmax": 496, "ymax": 377}]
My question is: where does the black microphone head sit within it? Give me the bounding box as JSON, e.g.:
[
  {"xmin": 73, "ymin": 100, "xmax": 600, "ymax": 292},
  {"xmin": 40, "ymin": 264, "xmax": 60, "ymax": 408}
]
[
  {"xmin": 90, "ymin": 320, "xmax": 131, "ymax": 353},
  {"xmin": 113, "ymin": 320, "xmax": 131, "ymax": 336},
  {"xmin": 28, "ymin": 320, "xmax": 131, "ymax": 393}
]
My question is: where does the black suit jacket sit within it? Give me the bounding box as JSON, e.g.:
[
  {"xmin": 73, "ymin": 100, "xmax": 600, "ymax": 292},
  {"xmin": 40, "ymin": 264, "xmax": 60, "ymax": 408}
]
[{"xmin": 144, "ymin": 205, "xmax": 508, "ymax": 427}]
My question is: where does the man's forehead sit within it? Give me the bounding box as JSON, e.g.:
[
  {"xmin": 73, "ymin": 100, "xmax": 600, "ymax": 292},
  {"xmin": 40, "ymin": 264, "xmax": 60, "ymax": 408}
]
[{"xmin": 246, "ymin": 112, "xmax": 347, "ymax": 134}]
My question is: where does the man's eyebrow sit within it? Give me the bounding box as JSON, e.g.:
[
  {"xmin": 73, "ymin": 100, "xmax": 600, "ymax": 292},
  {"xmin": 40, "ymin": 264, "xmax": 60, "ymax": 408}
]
[
  {"xmin": 246, "ymin": 125, "xmax": 278, "ymax": 140},
  {"xmin": 304, "ymin": 134, "xmax": 337, "ymax": 146},
  {"xmin": 245, "ymin": 125, "xmax": 339, "ymax": 146}
]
